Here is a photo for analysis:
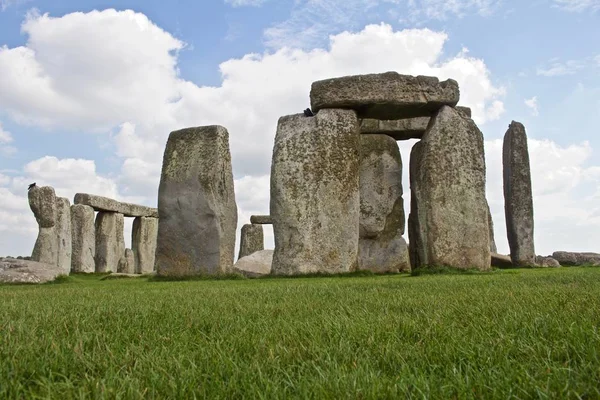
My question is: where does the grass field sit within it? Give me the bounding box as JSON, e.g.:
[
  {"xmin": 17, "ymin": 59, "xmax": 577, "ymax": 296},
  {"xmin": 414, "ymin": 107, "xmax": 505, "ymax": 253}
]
[{"xmin": 1, "ymin": 268, "xmax": 599, "ymax": 399}]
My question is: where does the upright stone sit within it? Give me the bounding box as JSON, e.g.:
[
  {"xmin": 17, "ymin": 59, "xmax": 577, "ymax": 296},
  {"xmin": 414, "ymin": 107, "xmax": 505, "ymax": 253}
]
[
  {"xmin": 115, "ymin": 213, "xmax": 125, "ymax": 268},
  {"xmin": 28, "ymin": 186, "xmax": 58, "ymax": 265},
  {"xmin": 408, "ymin": 106, "xmax": 490, "ymax": 270},
  {"xmin": 95, "ymin": 212, "xmax": 122, "ymax": 273},
  {"xmin": 156, "ymin": 126, "xmax": 238, "ymax": 276},
  {"xmin": 270, "ymin": 109, "xmax": 360, "ymax": 275},
  {"xmin": 118, "ymin": 248, "xmax": 135, "ymax": 274},
  {"xmin": 71, "ymin": 204, "xmax": 96, "ymax": 273},
  {"xmin": 132, "ymin": 216, "xmax": 158, "ymax": 274},
  {"xmin": 238, "ymin": 224, "xmax": 264, "ymax": 259},
  {"xmin": 503, "ymin": 121, "xmax": 535, "ymax": 266},
  {"xmin": 55, "ymin": 197, "xmax": 72, "ymax": 275},
  {"xmin": 358, "ymin": 135, "xmax": 409, "ymax": 273},
  {"xmin": 487, "ymin": 203, "xmax": 498, "ymax": 254}
]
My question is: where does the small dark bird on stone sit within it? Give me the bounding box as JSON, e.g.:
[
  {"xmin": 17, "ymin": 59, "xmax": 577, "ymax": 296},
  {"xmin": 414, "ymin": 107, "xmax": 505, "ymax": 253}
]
[
  {"xmin": 303, "ymin": 108, "xmax": 315, "ymax": 117},
  {"xmin": 28, "ymin": 182, "xmax": 36, "ymax": 191}
]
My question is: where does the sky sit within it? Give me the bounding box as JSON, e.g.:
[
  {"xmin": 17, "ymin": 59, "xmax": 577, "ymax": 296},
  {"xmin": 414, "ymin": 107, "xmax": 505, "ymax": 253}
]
[{"xmin": 0, "ymin": 0, "xmax": 599, "ymax": 258}]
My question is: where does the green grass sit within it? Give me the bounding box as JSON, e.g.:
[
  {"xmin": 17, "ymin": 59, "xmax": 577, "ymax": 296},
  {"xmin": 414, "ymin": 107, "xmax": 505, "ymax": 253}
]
[{"xmin": 1, "ymin": 268, "xmax": 599, "ymax": 399}]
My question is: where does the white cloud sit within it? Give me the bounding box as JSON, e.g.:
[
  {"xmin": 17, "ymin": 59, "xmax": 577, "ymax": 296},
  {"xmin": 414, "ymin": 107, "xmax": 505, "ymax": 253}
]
[
  {"xmin": 537, "ymin": 59, "xmax": 586, "ymax": 76},
  {"xmin": 0, "ymin": 121, "xmax": 16, "ymax": 156},
  {"xmin": 524, "ymin": 96, "xmax": 539, "ymax": 116},
  {"xmin": 225, "ymin": 0, "xmax": 269, "ymax": 6},
  {"xmin": 553, "ymin": 0, "xmax": 600, "ymax": 12},
  {"xmin": 401, "ymin": 0, "xmax": 503, "ymax": 24},
  {"xmin": 0, "ymin": 0, "xmax": 30, "ymax": 11}
]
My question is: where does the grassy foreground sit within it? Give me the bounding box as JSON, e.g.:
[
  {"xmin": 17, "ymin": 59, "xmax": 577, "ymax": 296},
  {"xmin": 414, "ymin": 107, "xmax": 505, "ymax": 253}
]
[{"xmin": 1, "ymin": 268, "xmax": 599, "ymax": 399}]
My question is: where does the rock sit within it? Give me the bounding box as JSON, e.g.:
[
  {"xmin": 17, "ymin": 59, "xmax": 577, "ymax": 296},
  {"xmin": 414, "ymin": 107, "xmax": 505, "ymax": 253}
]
[
  {"xmin": 70, "ymin": 205, "xmax": 96, "ymax": 273},
  {"xmin": 156, "ymin": 125, "xmax": 238, "ymax": 276},
  {"xmin": 117, "ymin": 248, "xmax": 135, "ymax": 274},
  {"xmin": 238, "ymin": 224, "xmax": 264, "ymax": 259},
  {"xmin": 28, "ymin": 186, "xmax": 58, "ymax": 265},
  {"xmin": 233, "ymin": 250, "xmax": 273, "ymax": 278},
  {"xmin": 55, "ymin": 197, "xmax": 72, "ymax": 275},
  {"xmin": 95, "ymin": 212, "xmax": 124, "ymax": 273},
  {"xmin": 491, "ymin": 253, "xmax": 513, "ymax": 268},
  {"xmin": 250, "ymin": 215, "xmax": 273, "ymax": 224},
  {"xmin": 74, "ymin": 193, "xmax": 158, "ymax": 218},
  {"xmin": 310, "ymin": 72, "xmax": 459, "ymax": 120},
  {"xmin": 408, "ymin": 106, "xmax": 490, "ymax": 271},
  {"xmin": 0, "ymin": 258, "xmax": 64, "ymax": 284},
  {"xmin": 132, "ymin": 217, "xmax": 158, "ymax": 274},
  {"xmin": 487, "ymin": 203, "xmax": 498, "ymax": 254},
  {"xmin": 271, "ymin": 109, "xmax": 360, "ymax": 275},
  {"xmin": 503, "ymin": 121, "xmax": 536, "ymax": 267},
  {"xmin": 358, "ymin": 134, "xmax": 409, "ymax": 273},
  {"xmin": 551, "ymin": 251, "xmax": 600, "ymax": 266},
  {"xmin": 456, "ymin": 106, "xmax": 472, "ymax": 118},
  {"xmin": 535, "ymin": 256, "xmax": 561, "ymax": 268}
]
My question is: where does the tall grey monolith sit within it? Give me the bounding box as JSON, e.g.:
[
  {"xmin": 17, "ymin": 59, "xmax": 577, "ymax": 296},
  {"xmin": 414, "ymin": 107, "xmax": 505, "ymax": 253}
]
[
  {"xmin": 95, "ymin": 212, "xmax": 123, "ymax": 273},
  {"xmin": 503, "ymin": 121, "xmax": 535, "ymax": 266},
  {"xmin": 132, "ymin": 216, "xmax": 158, "ymax": 274},
  {"xmin": 28, "ymin": 186, "xmax": 58, "ymax": 265},
  {"xmin": 238, "ymin": 224, "xmax": 264, "ymax": 259},
  {"xmin": 156, "ymin": 126, "xmax": 238, "ymax": 276},
  {"xmin": 56, "ymin": 197, "xmax": 72, "ymax": 274},
  {"xmin": 358, "ymin": 135, "xmax": 409, "ymax": 273},
  {"xmin": 71, "ymin": 204, "xmax": 96, "ymax": 273},
  {"xmin": 408, "ymin": 106, "xmax": 490, "ymax": 270},
  {"xmin": 270, "ymin": 109, "xmax": 360, "ymax": 275}
]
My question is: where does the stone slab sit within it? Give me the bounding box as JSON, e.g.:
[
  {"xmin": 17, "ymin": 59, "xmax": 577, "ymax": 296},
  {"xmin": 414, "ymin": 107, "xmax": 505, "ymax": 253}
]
[
  {"xmin": 238, "ymin": 224, "xmax": 264, "ymax": 259},
  {"xmin": 132, "ymin": 216, "xmax": 158, "ymax": 274},
  {"xmin": 250, "ymin": 215, "xmax": 273, "ymax": 225},
  {"xmin": 56, "ymin": 197, "xmax": 72, "ymax": 275},
  {"xmin": 74, "ymin": 193, "xmax": 158, "ymax": 218},
  {"xmin": 70, "ymin": 204, "xmax": 96, "ymax": 273},
  {"xmin": 551, "ymin": 251, "xmax": 600, "ymax": 266},
  {"xmin": 0, "ymin": 258, "xmax": 64, "ymax": 284},
  {"xmin": 233, "ymin": 250, "xmax": 273, "ymax": 278}
]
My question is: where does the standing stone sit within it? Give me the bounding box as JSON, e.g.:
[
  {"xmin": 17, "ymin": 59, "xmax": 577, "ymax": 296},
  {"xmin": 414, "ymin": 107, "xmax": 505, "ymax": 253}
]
[
  {"xmin": 503, "ymin": 121, "xmax": 535, "ymax": 267},
  {"xmin": 95, "ymin": 212, "xmax": 123, "ymax": 273},
  {"xmin": 358, "ymin": 135, "xmax": 409, "ymax": 273},
  {"xmin": 28, "ymin": 186, "xmax": 58, "ymax": 265},
  {"xmin": 238, "ymin": 224, "xmax": 264, "ymax": 259},
  {"xmin": 487, "ymin": 203, "xmax": 498, "ymax": 254},
  {"xmin": 115, "ymin": 213, "xmax": 125, "ymax": 269},
  {"xmin": 55, "ymin": 197, "xmax": 72, "ymax": 275},
  {"xmin": 118, "ymin": 248, "xmax": 135, "ymax": 274},
  {"xmin": 156, "ymin": 125, "xmax": 238, "ymax": 276},
  {"xmin": 408, "ymin": 106, "xmax": 490, "ymax": 271},
  {"xmin": 132, "ymin": 216, "xmax": 158, "ymax": 274},
  {"xmin": 270, "ymin": 109, "xmax": 360, "ymax": 275},
  {"xmin": 71, "ymin": 204, "xmax": 96, "ymax": 273}
]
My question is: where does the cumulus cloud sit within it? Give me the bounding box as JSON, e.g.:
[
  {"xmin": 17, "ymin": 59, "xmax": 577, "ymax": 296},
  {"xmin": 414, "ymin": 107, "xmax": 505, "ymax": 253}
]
[
  {"xmin": 0, "ymin": 122, "xmax": 16, "ymax": 156},
  {"xmin": 553, "ymin": 0, "xmax": 600, "ymax": 12},
  {"xmin": 524, "ymin": 96, "xmax": 539, "ymax": 116}
]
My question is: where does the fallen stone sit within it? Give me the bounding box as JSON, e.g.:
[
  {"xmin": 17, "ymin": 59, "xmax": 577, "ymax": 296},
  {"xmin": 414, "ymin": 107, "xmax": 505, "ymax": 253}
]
[
  {"xmin": 74, "ymin": 193, "xmax": 158, "ymax": 218},
  {"xmin": 156, "ymin": 125, "xmax": 238, "ymax": 276},
  {"xmin": 491, "ymin": 253, "xmax": 513, "ymax": 268},
  {"xmin": 535, "ymin": 256, "xmax": 561, "ymax": 268},
  {"xmin": 551, "ymin": 251, "xmax": 600, "ymax": 266},
  {"xmin": 271, "ymin": 109, "xmax": 360, "ymax": 275},
  {"xmin": 358, "ymin": 134, "xmax": 409, "ymax": 273},
  {"xmin": 118, "ymin": 248, "xmax": 135, "ymax": 274},
  {"xmin": 0, "ymin": 258, "xmax": 64, "ymax": 284},
  {"xmin": 310, "ymin": 72, "xmax": 459, "ymax": 120},
  {"xmin": 503, "ymin": 121, "xmax": 536, "ymax": 267},
  {"xmin": 233, "ymin": 250, "xmax": 273, "ymax": 278},
  {"xmin": 56, "ymin": 197, "xmax": 72, "ymax": 275},
  {"xmin": 95, "ymin": 212, "xmax": 123, "ymax": 273},
  {"xmin": 28, "ymin": 186, "xmax": 58, "ymax": 265},
  {"xmin": 238, "ymin": 224, "xmax": 264, "ymax": 259},
  {"xmin": 250, "ymin": 215, "xmax": 273, "ymax": 225},
  {"xmin": 132, "ymin": 216, "xmax": 158, "ymax": 274},
  {"xmin": 408, "ymin": 106, "xmax": 490, "ymax": 271},
  {"xmin": 70, "ymin": 205, "xmax": 96, "ymax": 273}
]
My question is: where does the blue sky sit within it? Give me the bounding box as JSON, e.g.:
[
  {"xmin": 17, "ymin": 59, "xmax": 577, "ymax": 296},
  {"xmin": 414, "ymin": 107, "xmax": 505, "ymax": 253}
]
[{"xmin": 0, "ymin": 0, "xmax": 599, "ymax": 258}]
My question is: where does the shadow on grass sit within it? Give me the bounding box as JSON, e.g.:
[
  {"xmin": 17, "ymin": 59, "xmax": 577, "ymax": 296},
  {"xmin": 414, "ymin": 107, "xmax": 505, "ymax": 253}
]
[{"xmin": 410, "ymin": 266, "xmax": 508, "ymax": 277}]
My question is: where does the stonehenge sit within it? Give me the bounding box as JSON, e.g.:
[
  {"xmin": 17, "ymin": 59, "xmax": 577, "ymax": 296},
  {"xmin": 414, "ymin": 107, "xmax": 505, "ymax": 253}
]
[
  {"xmin": 71, "ymin": 205, "xmax": 95, "ymax": 273},
  {"xmin": 155, "ymin": 126, "xmax": 237, "ymax": 276},
  {"xmin": 238, "ymin": 224, "xmax": 264, "ymax": 259},
  {"xmin": 132, "ymin": 217, "xmax": 158, "ymax": 274}
]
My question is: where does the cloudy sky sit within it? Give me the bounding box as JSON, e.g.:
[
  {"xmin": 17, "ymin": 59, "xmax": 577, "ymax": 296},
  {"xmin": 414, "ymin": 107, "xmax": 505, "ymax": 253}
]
[{"xmin": 0, "ymin": 0, "xmax": 598, "ymax": 258}]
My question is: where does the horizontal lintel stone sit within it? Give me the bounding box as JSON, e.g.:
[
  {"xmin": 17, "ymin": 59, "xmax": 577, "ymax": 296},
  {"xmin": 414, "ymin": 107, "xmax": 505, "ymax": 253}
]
[{"xmin": 74, "ymin": 193, "xmax": 158, "ymax": 218}]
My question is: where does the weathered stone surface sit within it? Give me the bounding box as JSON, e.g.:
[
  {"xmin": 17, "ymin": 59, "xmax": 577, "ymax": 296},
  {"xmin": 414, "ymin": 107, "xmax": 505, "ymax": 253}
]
[
  {"xmin": 238, "ymin": 224, "xmax": 264, "ymax": 259},
  {"xmin": 358, "ymin": 135, "xmax": 409, "ymax": 273},
  {"xmin": 491, "ymin": 253, "xmax": 512, "ymax": 268},
  {"xmin": 487, "ymin": 203, "xmax": 498, "ymax": 254},
  {"xmin": 31, "ymin": 227, "xmax": 58, "ymax": 266},
  {"xmin": 74, "ymin": 193, "xmax": 158, "ymax": 218},
  {"xmin": 250, "ymin": 215, "xmax": 273, "ymax": 225},
  {"xmin": 156, "ymin": 125, "xmax": 238, "ymax": 276},
  {"xmin": 456, "ymin": 106, "xmax": 472, "ymax": 118},
  {"xmin": 310, "ymin": 72, "xmax": 459, "ymax": 120},
  {"xmin": 132, "ymin": 217, "xmax": 158, "ymax": 274},
  {"xmin": 503, "ymin": 121, "xmax": 535, "ymax": 267},
  {"xmin": 551, "ymin": 251, "xmax": 600, "ymax": 266},
  {"xmin": 535, "ymin": 256, "xmax": 561, "ymax": 268},
  {"xmin": 56, "ymin": 197, "xmax": 72, "ymax": 275},
  {"xmin": 233, "ymin": 250, "xmax": 273, "ymax": 278},
  {"xmin": 271, "ymin": 109, "xmax": 360, "ymax": 275},
  {"xmin": 95, "ymin": 212, "xmax": 123, "ymax": 273},
  {"xmin": 70, "ymin": 205, "xmax": 96, "ymax": 273},
  {"xmin": 0, "ymin": 258, "xmax": 64, "ymax": 284},
  {"xmin": 118, "ymin": 248, "xmax": 135, "ymax": 274},
  {"xmin": 28, "ymin": 186, "xmax": 58, "ymax": 265},
  {"xmin": 408, "ymin": 106, "xmax": 490, "ymax": 270}
]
